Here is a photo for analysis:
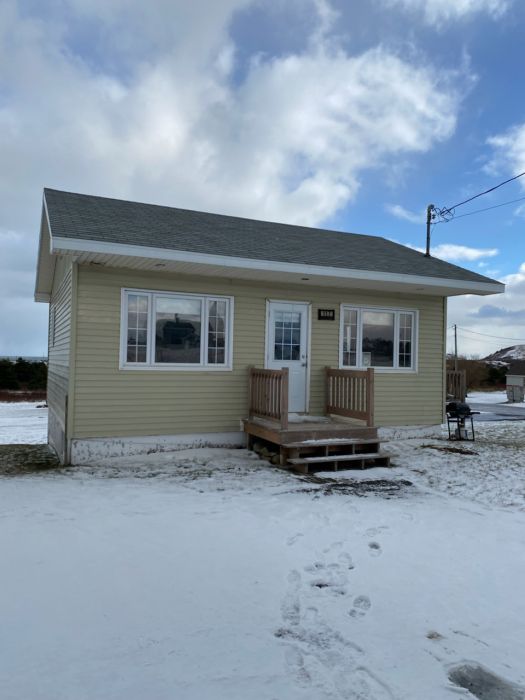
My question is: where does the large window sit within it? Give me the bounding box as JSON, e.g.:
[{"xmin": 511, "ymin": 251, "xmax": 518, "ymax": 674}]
[
  {"xmin": 340, "ymin": 306, "xmax": 416, "ymax": 371},
  {"xmin": 121, "ymin": 289, "xmax": 233, "ymax": 369}
]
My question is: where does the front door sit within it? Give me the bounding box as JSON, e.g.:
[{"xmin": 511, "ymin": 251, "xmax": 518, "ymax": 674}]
[{"xmin": 267, "ymin": 301, "xmax": 309, "ymax": 413}]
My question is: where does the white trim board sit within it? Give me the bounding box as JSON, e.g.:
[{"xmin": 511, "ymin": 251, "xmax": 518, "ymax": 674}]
[{"xmin": 50, "ymin": 235, "xmax": 505, "ymax": 296}]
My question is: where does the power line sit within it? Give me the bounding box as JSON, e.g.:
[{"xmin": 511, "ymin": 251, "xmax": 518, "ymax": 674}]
[
  {"xmin": 439, "ymin": 170, "xmax": 525, "ymax": 218},
  {"xmin": 454, "ymin": 326, "xmax": 525, "ymax": 343},
  {"xmin": 434, "ymin": 194, "xmax": 525, "ymax": 224}
]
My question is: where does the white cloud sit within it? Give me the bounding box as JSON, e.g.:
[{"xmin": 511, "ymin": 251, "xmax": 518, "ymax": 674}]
[
  {"xmin": 407, "ymin": 242, "xmax": 499, "ymax": 261},
  {"xmin": 448, "ymin": 262, "xmax": 525, "ymax": 358},
  {"xmin": 487, "ymin": 123, "xmax": 525, "ymax": 183},
  {"xmin": 381, "ymin": 0, "xmax": 510, "ymax": 25},
  {"xmin": 386, "ymin": 204, "xmax": 426, "ymax": 224},
  {"xmin": 0, "ymin": 0, "xmax": 470, "ymax": 353}
]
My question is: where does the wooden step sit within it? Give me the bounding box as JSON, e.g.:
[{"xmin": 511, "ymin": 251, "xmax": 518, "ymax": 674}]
[
  {"xmin": 289, "ymin": 451, "xmax": 390, "ymax": 474},
  {"xmin": 288, "ymin": 451, "xmax": 388, "ymax": 465},
  {"xmin": 284, "ymin": 437, "xmax": 380, "ymax": 448}
]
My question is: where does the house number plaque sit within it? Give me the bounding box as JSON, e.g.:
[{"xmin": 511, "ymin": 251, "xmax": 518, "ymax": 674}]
[{"xmin": 318, "ymin": 309, "xmax": 335, "ymax": 321}]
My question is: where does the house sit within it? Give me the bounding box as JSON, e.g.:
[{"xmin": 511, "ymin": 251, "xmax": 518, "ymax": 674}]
[
  {"xmin": 506, "ymin": 361, "xmax": 525, "ymax": 403},
  {"xmin": 35, "ymin": 189, "xmax": 504, "ymax": 466}
]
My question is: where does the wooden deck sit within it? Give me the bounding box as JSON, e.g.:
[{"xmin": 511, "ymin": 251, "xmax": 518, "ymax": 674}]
[
  {"xmin": 245, "ymin": 366, "xmax": 388, "ymax": 473},
  {"xmin": 243, "ymin": 416, "xmax": 390, "ymax": 473}
]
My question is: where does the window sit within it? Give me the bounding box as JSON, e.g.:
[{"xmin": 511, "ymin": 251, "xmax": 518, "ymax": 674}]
[
  {"xmin": 273, "ymin": 311, "xmax": 301, "ymax": 360},
  {"xmin": 341, "ymin": 306, "xmax": 416, "ymax": 371},
  {"xmin": 121, "ymin": 289, "xmax": 233, "ymax": 369}
]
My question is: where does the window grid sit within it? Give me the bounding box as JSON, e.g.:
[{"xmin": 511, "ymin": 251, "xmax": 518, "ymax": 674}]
[
  {"xmin": 126, "ymin": 293, "xmax": 149, "ymax": 363},
  {"xmin": 273, "ymin": 311, "xmax": 301, "ymax": 361},
  {"xmin": 207, "ymin": 300, "xmax": 227, "ymax": 365}
]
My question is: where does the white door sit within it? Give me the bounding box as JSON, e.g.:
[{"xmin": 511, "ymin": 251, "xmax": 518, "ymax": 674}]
[{"xmin": 267, "ymin": 301, "xmax": 309, "ymax": 413}]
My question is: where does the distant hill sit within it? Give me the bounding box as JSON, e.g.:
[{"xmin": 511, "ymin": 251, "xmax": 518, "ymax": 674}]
[{"xmin": 484, "ymin": 345, "xmax": 525, "ymax": 363}]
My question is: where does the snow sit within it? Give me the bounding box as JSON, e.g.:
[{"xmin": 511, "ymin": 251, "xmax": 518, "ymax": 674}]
[
  {"xmin": 486, "ymin": 344, "xmax": 525, "ymax": 362},
  {"xmin": 288, "ymin": 414, "xmax": 331, "ymax": 423},
  {"xmin": 497, "ymin": 345, "xmax": 525, "ymax": 361},
  {"xmin": 467, "ymin": 390, "xmax": 525, "ymax": 409},
  {"xmin": 466, "ymin": 390, "xmax": 509, "ymax": 404},
  {"xmin": 1, "ymin": 405, "xmax": 525, "ymax": 699},
  {"xmin": 0, "ymin": 401, "xmax": 47, "ymax": 443}
]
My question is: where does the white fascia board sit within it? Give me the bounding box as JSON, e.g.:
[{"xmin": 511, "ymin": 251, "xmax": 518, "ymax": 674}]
[
  {"xmin": 51, "ymin": 236, "xmax": 506, "ymax": 296},
  {"xmin": 34, "ymin": 199, "xmax": 56, "ymax": 302}
]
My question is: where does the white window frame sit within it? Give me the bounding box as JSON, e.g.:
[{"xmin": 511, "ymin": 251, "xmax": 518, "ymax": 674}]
[
  {"xmin": 339, "ymin": 304, "xmax": 418, "ymax": 373},
  {"xmin": 120, "ymin": 288, "xmax": 234, "ymax": 371}
]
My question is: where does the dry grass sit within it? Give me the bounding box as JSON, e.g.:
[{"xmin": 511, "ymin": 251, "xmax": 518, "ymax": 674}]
[{"xmin": 0, "ymin": 445, "xmax": 59, "ymax": 476}]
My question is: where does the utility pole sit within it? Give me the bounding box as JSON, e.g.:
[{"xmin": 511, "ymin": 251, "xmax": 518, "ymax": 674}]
[
  {"xmin": 425, "ymin": 204, "xmax": 434, "ymax": 257},
  {"xmin": 454, "ymin": 324, "xmax": 458, "ymax": 371}
]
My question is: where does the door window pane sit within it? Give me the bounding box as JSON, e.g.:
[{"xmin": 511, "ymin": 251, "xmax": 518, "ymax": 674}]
[
  {"xmin": 155, "ymin": 297, "xmax": 202, "ymax": 363},
  {"xmin": 274, "ymin": 311, "xmax": 301, "ymax": 361},
  {"xmin": 126, "ymin": 293, "xmax": 149, "ymax": 363},
  {"xmin": 362, "ymin": 311, "xmax": 394, "ymax": 367}
]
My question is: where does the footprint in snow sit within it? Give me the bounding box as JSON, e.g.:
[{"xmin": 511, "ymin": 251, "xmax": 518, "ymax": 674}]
[
  {"xmin": 366, "ymin": 526, "xmax": 388, "ymax": 537},
  {"xmin": 338, "ymin": 551, "xmax": 355, "ymax": 570},
  {"xmin": 304, "ymin": 561, "xmax": 325, "ymax": 573},
  {"xmin": 368, "ymin": 541, "xmax": 382, "ymax": 556},
  {"xmin": 281, "ymin": 570, "xmax": 301, "ymax": 626},
  {"xmin": 284, "ymin": 647, "xmax": 311, "ymax": 687},
  {"xmin": 349, "ymin": 595, "xmax": 371, "ymax": 619},
  {"xmin": 287, "ymin": 532, "xmax": 304, "ymax": 546},
  {"xmin": 310, "ymin": 579, "xmax": 348, "ymax": 596}
]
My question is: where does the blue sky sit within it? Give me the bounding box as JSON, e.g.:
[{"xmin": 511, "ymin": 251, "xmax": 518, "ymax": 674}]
[{"xmin": 1, "ymin": 0, "xmax": 525, "ymax": 357}]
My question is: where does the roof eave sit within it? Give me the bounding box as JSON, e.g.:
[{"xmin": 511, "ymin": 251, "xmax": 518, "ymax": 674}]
[{"xmin": 50, "ymin": 236, "xmax": 505, "ymax": 297}]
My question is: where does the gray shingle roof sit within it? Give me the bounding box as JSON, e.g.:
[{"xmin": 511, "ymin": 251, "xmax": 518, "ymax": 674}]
[{"xmin": 44, "ymin": 188, "xmax": 499, "ymax": 285}]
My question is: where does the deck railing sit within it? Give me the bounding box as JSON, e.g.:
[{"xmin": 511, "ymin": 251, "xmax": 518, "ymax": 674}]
[
  {"xmin": 325, "ymin": 367, "xmax": 375, "ymax": 427},
  {"xmin": 248, "ymin": 367, "xmax": 289, "ymax": 430},
  {"xmin": 446, "ymin": 369, "xmax": 466, "ymax": 402}
]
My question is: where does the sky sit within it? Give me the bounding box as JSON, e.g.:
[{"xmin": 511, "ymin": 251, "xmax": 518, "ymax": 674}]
[{"xmin": 1, "ymin": 0, "xmax": 525, "ymax": 358}]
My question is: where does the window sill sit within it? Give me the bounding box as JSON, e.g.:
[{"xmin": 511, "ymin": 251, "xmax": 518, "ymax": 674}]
[
  {"xmin": 339, "ymin": 366, "xmax": 417, "ymax": 374},
  {"xmin": 119, "ymin": 363, "xmax": 233, "ymax": 372}
]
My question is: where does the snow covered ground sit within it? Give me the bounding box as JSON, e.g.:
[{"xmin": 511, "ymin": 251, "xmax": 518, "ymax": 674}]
[
  {"xmin": 0, "ymin": 401, "xmax": 47, "ymax": 443},
  {"xmin": 1, "ymin": 404, "xmax": 525, "ymax": 699},
  {"xmin": 467, "ymin": 390, "xmax": 509, "ymax": 404}
]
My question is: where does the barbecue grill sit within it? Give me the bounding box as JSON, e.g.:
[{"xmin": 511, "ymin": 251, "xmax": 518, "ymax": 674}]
[{"xmin": 446, "ymin": 401, "xmax": 480, "ymax": 441}]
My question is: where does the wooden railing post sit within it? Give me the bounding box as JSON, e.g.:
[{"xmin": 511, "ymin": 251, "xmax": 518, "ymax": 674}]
[
  {"xmin": 248, "ymin": 366, "xmax": 254, "ymax": 419},
  {"xmin": 280, "ymin": 368, "xmax": 289, "ymax": 430},
  {"xmin": 366, "ymin": 367, "xmax": 374, "ymax": 427}
]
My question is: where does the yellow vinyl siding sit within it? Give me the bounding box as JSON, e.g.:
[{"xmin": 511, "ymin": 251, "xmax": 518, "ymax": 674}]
[{"xmin": 72, "ymin": 266, "xmax": 445, "ymax": 438}]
